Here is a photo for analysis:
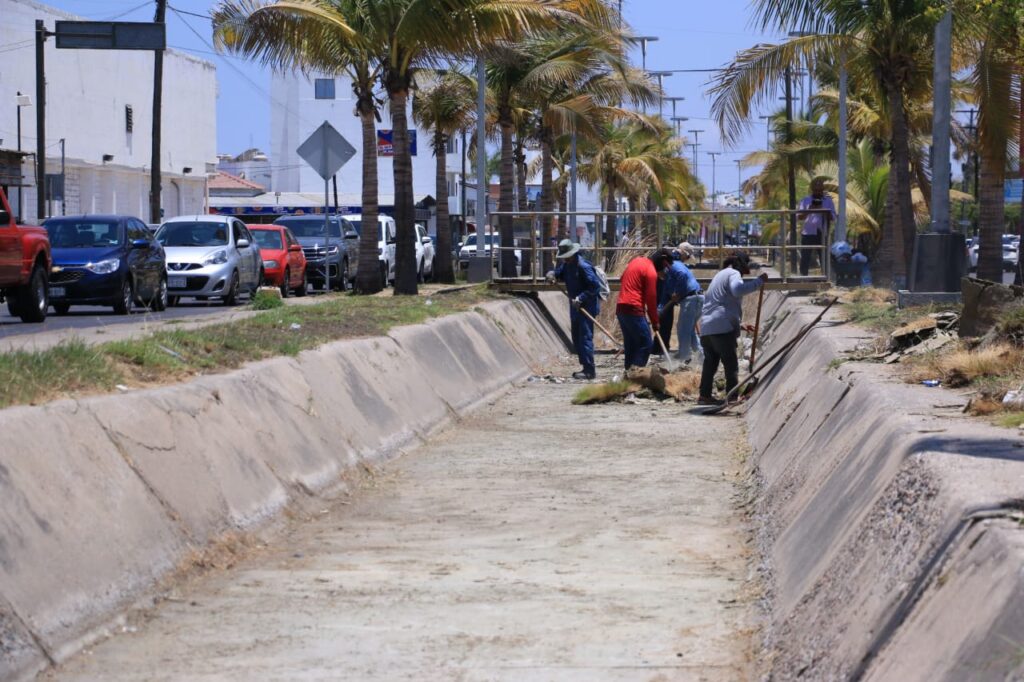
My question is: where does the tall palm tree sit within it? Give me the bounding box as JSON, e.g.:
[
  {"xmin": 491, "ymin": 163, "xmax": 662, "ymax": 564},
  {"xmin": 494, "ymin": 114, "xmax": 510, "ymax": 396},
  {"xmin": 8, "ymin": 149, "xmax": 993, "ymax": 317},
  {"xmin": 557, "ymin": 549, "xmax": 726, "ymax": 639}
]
[
  {"xmin": 967, "ymin": 3, "xmax": 1021, "ymax": 282},
  {"xmin": 412, "ymin": 70, "xmax": 476, "ymax": 284},
  {"xmin": 212, "ymin": 0, "xmax": 386, "ymax": 293},
  {"xmin": 709, "ymin": 0, "xmax": 940, "ymax": 286}
]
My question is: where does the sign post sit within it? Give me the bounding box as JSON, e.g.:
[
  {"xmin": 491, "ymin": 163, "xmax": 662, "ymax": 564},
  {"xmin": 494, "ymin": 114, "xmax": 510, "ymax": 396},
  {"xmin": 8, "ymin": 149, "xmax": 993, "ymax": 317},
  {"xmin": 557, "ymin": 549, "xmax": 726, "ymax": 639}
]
[{"xmin": 297, "ymin": 121, "xmax": 356, "ymax": 292}]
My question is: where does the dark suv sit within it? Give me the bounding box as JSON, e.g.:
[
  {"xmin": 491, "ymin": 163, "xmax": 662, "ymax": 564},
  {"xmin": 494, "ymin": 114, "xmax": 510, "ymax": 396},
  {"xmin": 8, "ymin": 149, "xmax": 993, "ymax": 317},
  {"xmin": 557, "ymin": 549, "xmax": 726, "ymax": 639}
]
[{"xmin": 273, "ymin": 215, "xmax": 357, "ymax": 290}]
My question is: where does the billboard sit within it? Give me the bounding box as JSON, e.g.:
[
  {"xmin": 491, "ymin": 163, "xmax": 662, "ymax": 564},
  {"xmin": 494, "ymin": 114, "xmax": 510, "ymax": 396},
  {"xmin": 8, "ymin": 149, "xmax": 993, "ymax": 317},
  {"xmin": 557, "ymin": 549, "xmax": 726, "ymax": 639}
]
[
  {"xmin": 1006, "ymin": 178, "xmax": 1023, "ymax": 204},
  {"xmin": 376, "ymin": 130, "xmax": 417, "ymax": 156}
]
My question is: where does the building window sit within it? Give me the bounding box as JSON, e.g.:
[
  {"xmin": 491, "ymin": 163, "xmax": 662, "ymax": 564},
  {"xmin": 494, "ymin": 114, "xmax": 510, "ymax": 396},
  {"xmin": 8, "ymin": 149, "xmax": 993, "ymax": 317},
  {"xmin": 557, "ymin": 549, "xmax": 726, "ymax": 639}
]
[
  {"xmin": 314, "ymin": 78, "xmax": 336, "ymax": 100},
  {"xmin": 125, "ymin": 105, "xmax": 133, "ymax": 133},
  {"xmin": 445, "ymin": 136, "xmax": 457, "ymax": 154}
]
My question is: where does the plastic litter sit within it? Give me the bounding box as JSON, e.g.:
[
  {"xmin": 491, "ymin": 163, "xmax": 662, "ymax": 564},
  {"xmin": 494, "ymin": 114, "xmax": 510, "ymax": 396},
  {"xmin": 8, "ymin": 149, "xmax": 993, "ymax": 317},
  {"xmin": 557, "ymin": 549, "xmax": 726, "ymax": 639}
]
[
  {"xmin": 290, "ymin": 323, "xmax": 302, "ymax": 330},
  {"xmin": 922, "ymin": 379, "xmax": 941, "ymax": 387}
]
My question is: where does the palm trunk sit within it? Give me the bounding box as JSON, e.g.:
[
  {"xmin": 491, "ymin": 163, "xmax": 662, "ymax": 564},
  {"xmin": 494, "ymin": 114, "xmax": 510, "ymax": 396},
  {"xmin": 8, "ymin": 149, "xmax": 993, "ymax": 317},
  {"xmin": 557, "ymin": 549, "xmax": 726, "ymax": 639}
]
[
  {"xmin": 875, "ymin": 83, "xmax": 914, "ymax": 287},
  {"xmin": 515, "ymin": 138, "xmax": 528, "ymax": 212},
  {"xmin": 355, "ymin": 89, "xmax": 382, "ymax": 294},
  {"xmin": 978, "ymin": 68, "xmax": 1013, "ymax": 283},
  {"xmin": 540, "ymin": 130, "xmax": 556, "ymax": 273},
  {"xmin": 389, "ymin": 85, "xmax": 417, "ymax": 295},
  {"xmin": 498, "ymin": 111, "xmax": 517, "ymax": 277},
  {"xmin": 434, "ymin": 131, "xmax": 455, "ymax": 284}
]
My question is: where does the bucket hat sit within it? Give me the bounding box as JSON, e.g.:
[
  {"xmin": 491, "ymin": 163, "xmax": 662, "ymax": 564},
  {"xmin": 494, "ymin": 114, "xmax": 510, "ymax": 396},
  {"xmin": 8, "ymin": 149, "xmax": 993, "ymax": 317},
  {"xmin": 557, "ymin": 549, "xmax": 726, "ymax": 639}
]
[{"xmin": 555, "ymin": 239, "xmax": 581, "ymax": 259}]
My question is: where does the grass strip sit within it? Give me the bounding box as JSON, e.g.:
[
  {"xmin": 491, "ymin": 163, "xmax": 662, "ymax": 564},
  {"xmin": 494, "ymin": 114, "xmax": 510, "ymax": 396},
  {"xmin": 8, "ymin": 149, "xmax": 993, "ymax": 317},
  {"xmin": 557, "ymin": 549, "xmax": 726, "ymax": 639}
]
[{"xmin": 0, "ymin": 286, "xmax": 505, "ymax": 409}]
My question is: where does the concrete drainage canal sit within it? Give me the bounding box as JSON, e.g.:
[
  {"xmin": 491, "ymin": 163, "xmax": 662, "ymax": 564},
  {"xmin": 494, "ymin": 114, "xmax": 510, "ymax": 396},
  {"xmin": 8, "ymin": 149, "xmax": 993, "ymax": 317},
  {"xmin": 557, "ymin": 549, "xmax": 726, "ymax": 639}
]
[{"xmin": 4, "ymin": 292, "xmax": 1024, "ymax": 680}]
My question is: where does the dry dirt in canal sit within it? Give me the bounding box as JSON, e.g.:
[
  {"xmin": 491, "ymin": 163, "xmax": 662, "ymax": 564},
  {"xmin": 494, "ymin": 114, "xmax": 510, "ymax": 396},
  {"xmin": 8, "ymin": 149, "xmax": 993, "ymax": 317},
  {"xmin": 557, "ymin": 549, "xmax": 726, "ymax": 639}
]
[{"xmin": 47, "ymin": 356, "xmax": 758, "ymax": 681}]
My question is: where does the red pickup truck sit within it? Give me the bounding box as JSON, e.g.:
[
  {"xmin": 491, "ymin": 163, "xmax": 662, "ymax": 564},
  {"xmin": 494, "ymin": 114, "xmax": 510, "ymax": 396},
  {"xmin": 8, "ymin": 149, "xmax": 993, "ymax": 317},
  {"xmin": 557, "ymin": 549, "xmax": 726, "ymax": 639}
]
[{"xmin": 0, "ymin": 188, "xmax": 51, "ymax": 322}]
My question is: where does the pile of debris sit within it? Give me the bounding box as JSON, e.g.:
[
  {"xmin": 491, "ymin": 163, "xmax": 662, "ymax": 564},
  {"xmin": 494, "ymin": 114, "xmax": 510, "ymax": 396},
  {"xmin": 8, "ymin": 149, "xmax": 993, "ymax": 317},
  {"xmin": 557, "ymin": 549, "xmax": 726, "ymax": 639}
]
[
  {"xmin": 880, "ymin": 311, "xmax": 960, "ymax": 364},
  {"xmin": 572, "ymin": 365, "xmax": 701, "ymax": 405}
]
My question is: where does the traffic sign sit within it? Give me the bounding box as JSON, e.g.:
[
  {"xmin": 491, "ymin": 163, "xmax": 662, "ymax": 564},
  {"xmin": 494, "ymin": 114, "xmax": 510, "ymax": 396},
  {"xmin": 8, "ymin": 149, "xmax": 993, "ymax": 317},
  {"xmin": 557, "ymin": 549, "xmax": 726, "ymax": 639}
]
[
  {"xmin": 297, "ymin": 121, "xmax": 356, "ymax": 180},
  {"xmin": 55, "ymin": 21, "xmax": 166, "ymax": 50}
]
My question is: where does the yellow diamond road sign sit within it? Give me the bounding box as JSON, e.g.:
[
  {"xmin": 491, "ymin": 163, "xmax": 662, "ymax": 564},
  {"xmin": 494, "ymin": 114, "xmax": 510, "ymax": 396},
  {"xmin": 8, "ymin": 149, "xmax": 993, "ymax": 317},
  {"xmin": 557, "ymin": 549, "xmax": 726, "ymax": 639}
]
[{"xmin": 297, "ymin": 121, "xmax": 356, "ymax": 181}]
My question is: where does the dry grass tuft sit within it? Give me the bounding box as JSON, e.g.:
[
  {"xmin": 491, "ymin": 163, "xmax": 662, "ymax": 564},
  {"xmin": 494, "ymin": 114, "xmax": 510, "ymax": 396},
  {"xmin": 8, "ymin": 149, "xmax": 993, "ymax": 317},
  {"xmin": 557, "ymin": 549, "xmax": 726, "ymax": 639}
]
[
  {"xmin": 572, "ymin": 380, "xmax": 637, "ymax": 405},
  {"xmin": 907, "ymin": 343, "xmax": 1023, "ymax": 388},
  {"xmin": 968, "ymin": 398, "xmax": 1005, "ymax": 416}
]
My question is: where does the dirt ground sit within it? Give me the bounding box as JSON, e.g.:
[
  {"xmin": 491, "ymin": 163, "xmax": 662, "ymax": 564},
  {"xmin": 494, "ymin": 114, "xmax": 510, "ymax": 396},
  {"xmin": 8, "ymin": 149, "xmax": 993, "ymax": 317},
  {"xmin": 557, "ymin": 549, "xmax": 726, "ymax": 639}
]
[{"xmin": 46, "ymin": 354, "xmax": 757, "ymax": 681}]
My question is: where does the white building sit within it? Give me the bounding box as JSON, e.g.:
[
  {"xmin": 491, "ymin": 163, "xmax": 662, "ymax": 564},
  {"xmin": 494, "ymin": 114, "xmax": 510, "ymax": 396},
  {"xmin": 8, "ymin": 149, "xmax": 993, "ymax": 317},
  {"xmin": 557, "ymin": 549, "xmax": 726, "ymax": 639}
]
[
  {"xmin": 271, "ymin": 71, "xmax": 474, "ymax": 219},
  {"xmin": 0, "ymin": 0, "xmax": 217, "ymax": 223},
  {"xmin": 217, "ymin": 148, "xmax": 272, "ymax": 190}
]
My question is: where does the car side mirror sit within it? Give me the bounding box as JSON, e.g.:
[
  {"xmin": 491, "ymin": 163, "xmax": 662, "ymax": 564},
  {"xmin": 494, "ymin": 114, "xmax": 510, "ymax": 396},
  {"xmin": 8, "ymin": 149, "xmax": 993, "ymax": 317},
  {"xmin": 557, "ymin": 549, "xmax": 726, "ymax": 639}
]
[
  {"xmin": 345, "ymin": 231, "xmax": 359, "ymax": 240},
  {"xmin": 289, "ymin": 244, "xmax": 302, "ymax": 252},
  {"xmin": 0, "ymin": 210, "xmax": 10, "ymax": 225},
  {"xmin": 237, "ymin": 238, "xmax": 250, "ymax": 248},
  {"xmin": 131, "ymin": 238, "xmax": 150, "ymax": 250},
  {"xmin": 421, "ymin": 236, "xmax": 432, "ymax": 245}
]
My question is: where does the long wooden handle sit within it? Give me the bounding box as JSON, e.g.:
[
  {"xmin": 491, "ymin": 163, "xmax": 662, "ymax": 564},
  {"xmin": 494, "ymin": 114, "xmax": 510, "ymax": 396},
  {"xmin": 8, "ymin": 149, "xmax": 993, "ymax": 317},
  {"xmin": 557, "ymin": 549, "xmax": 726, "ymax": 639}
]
[
  {"xmin": 655, "ymin": 328, "xmax": 676, "ymax": 372},
  {"xmin": 749, "ymin": 285, "xmax": 765, "ymax": 368},
  {"xmin": 578, "ymin": 305, "xmax": 621, "ymax": 349}
]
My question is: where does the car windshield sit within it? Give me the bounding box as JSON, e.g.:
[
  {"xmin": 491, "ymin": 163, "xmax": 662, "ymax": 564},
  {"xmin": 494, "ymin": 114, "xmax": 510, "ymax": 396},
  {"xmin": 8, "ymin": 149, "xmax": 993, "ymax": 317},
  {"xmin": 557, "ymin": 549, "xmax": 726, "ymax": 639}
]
[
  {"xmin": 45, "ymin": 219, "xmax": 122, "ymax": 248},
  {"xmin": 276, "ymin": 218, "xmax": 342, "ymax": 238},
  {"xmin": 252, "ymin": 229, "xmax": 283, "ymax": 250},
  {"xmin": 157, "ymin": 221, "xmax": 230, "ymax": 247},
  {"xmin": 464, "ymin": 234, "xmax": 497, "ymax": 247}
]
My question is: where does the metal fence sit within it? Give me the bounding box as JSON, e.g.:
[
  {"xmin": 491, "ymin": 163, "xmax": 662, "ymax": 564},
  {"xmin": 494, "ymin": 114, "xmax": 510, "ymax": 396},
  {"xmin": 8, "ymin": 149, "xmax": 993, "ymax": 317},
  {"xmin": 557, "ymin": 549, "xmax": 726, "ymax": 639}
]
[{"xmin": 478, "ymin": 208, "xmax": 835, "ymax": 287}]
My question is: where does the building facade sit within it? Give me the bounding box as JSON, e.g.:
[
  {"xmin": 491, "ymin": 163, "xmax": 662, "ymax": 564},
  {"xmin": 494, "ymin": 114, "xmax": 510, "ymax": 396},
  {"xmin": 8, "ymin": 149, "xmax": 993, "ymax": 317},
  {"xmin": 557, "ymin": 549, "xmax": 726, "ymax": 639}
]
[{"xmin": 0, "ymin": 0, "xmax": 217, "ymax": 223}]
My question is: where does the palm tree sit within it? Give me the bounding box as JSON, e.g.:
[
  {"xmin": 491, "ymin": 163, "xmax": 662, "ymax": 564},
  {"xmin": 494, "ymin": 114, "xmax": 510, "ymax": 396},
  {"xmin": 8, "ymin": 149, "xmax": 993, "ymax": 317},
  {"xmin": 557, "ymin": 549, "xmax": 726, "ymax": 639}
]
[
  {"xmin": 412, "ymin": 70, "xmax": 476, "ymax": 284},
  {"xmin": 212, "ymin": 0, "xmax": 385, "ymax": 293},
  {"xmin": 709, "ymin": 0, "xmax": 940, "ymax": 286},
  {"xmin": 966, "ymin": 3, "xmax": 1021, "ymax": 282}
]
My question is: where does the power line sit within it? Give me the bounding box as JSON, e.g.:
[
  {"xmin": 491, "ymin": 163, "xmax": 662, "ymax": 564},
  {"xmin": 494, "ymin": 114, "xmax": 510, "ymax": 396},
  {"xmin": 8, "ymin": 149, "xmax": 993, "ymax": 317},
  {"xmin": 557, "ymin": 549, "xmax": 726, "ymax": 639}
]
[{"xmin": 167, "ymin": 5, "xmax": 212, "ymax": 20}]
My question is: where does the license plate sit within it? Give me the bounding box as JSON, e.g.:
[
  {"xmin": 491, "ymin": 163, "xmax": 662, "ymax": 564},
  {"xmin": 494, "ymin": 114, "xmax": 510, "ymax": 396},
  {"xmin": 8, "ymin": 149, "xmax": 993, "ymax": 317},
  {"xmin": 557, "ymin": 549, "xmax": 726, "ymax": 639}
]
[
  {"xmin": 168, "ymin": 276, "xmax": 186, "ymax": 289},
  {"xmin": 49, "ymin": 287, "xmax": 65, "ymax": 298}
]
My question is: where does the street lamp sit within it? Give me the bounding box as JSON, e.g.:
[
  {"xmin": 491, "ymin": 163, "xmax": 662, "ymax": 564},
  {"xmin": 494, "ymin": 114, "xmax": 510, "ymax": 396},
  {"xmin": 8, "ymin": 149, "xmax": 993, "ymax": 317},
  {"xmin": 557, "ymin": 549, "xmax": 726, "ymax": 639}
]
[
  {"xmin": 758, "ymin": 114, "xmax": 773, "ymax": 150},
  {"xmin": 670, "ymin": 116, "xmax": 689, "ymax": 136},
  {"xmin": 664, "ymin": 96, "xmax": 685, "ymax": 120},
  {"xmin": 647, "ymin": 71, "xmax": 673, "ymax": 115},
  {"xmin": 634, "ymin": 36, "xmax": 658, "ymax": 73},
  {"xmin": 15, "ymin": 92, "xmax": 31, "ymax": 223},
  {"xmin": 687, "ymin": 129, "xmax": 704, "ymax": 175},
  {"xmin": 707, "ymin": 152, "xmax": 720, "ymax": 211}
]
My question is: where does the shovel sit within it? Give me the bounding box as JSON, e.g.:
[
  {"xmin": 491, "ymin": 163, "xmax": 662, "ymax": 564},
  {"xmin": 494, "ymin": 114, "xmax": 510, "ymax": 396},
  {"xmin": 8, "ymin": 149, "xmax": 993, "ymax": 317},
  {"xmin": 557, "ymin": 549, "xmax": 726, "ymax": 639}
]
[{"xmin": 561, "ymin": 289, "xmax": 622, "ymax": 350}]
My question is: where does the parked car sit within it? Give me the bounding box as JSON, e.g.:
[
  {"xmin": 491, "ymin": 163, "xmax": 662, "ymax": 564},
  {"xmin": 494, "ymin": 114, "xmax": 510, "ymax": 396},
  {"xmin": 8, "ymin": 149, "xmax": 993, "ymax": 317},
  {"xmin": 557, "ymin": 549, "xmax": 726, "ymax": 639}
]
[
  {"xmin": 458, "ymin": 232, "xmax": 521, "ymax": 274},
  {"xmin": 249, "ymin": 224, "xmax": 307, "ymax": 297},
  {"xmin": 969, "ymin": 238, "xmax": 1021, "ymax": 272},
  {"xmin": 416, "ymin": 223, "xmax": 435, "ymax": 281},
  {"xmin": 43, "ymin": 215, "xmax": 167, "ymax": 315},
  {"xmin": 156, "ymin": 215, "xmax": 263, "ymax": 306},
  {"xmin": 341, "ymin": 214, "xmax": 396, "ymax": 286},
  {"xmin": 0, "ymin": 188, "xmax": 50, "ymax": 322},
  {"xmin": 273, "ymin": 215, "xmax": 355, "ymax": 291}
]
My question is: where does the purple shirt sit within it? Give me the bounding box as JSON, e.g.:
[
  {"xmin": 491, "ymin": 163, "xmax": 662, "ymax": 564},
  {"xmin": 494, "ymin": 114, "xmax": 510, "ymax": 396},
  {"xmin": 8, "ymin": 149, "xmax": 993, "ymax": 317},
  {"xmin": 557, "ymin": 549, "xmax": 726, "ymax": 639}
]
[{"xmin": 798, "ymin": 195, "xmax": 837, "ymax": 237}]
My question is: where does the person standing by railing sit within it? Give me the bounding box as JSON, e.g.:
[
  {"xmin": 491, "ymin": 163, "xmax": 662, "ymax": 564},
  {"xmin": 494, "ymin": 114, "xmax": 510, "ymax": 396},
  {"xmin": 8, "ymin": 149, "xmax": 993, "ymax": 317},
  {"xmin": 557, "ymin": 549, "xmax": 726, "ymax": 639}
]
[
  {"xmin": 616, "ymin": 248, "xmax": 672, "ymax": 370},
  {"xmin": 796, "ymin": 178, "xmax": 836, "ymax": 276},
  {"xmin": 547, "ymin": 240, "xmax": 602, "ymax": 380}
]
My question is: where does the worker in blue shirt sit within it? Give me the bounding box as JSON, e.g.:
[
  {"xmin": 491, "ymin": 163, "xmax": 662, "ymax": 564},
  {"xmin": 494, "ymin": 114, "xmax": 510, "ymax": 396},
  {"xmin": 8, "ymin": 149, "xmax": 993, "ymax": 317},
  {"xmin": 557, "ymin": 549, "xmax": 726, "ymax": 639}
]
[
  {"xmin": 658, "ymin": 242, "xmax": 704, "ymax": 364},
  {"xmin": 547, "ymin": 239, "xmax": 602, "ymax": 380}
]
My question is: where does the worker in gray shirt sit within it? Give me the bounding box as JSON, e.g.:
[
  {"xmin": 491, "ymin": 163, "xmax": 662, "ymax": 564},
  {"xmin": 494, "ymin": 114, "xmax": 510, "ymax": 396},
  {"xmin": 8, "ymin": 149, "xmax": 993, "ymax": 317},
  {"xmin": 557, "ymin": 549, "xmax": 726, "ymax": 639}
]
[{"xmin": 698, "ymin": 250, "xmax": 767, "ymax": 405}]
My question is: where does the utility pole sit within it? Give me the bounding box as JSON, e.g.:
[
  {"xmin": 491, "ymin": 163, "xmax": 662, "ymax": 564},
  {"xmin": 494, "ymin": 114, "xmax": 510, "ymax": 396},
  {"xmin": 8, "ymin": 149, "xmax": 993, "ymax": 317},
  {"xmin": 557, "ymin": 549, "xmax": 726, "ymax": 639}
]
[
  {"xmin": 707, "ymin": 152, "xmax": 720, "ymax": 210},
  {"xmin": 785, "ymin": 65, "xmax": 797, "ymax": 270},
  {"xmin": 687, "ymin": 129, "xmax": 703, "ymax": 175},
  {"xmin": 150, "ymin": 0, "xmax": 166, "ymax": 224},
  {"xmin": 570, "ymin": 131, "xmax": 577, "ymax": 239},
  {"xmin": 735, "ymin": 159, "xmax": 743, "ymax": 206},
  {"xmin": 758, "ymin": 114, "xmax": 772, "ymax": 150},
  {"xmin": 636, "ymin": 37, "xmax": 658, "ymax": 113},
  {"xmin": 460, "ymin": 128, "xmax": 467, "ymax": 241},
  {"xmin": 930, "ymin": 9, "xmax": 952, "ymax": 235},
  {"xmin": 470, "ymin": 56, "xmax": 489, "ymax": 281},
  {"xmin": 60, "ymin": 137, "xmax": 65, "ymax": 215},
  {"xmin": 35, "ymin": 20, "xmax": 46, "ymax": 222},
  {"xmin": 16, "ymin": 92, "xmax": 30, "ymax": 223},
  {"xmin": 837, "ymin": 47, "xmax": 848, "ymax": 243}
]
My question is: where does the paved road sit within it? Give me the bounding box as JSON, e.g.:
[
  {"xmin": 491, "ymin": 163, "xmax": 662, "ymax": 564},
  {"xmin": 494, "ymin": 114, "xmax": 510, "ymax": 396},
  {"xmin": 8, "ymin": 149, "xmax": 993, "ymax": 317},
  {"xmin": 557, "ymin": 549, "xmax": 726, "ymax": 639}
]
[
  {"xmin": 0, "ymin": 301, "xmax": 233, "ymax": 340},
  {"xmin": 47, "ymin": 354, "xmax": 755, "ymax": 681}
]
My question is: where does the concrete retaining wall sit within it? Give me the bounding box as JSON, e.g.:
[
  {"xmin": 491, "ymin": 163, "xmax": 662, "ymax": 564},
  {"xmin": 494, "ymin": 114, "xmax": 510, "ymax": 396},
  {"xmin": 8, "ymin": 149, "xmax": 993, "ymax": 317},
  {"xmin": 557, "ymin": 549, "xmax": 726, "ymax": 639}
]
[
  {"xmin": 0, "ymin": 297, "xmax": 568, "ymax": 681},
  {"xmin": 747, "ymin": 293, "xmax": 1024, "ymax": 680}
]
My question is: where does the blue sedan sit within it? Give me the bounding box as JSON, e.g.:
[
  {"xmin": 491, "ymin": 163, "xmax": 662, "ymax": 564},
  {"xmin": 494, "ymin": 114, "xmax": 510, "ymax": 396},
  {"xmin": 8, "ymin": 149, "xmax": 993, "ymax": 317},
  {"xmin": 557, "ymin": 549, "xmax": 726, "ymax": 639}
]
[{"xmin": 42, "ymin": 215, "xmax": 168, "ymax": 315}]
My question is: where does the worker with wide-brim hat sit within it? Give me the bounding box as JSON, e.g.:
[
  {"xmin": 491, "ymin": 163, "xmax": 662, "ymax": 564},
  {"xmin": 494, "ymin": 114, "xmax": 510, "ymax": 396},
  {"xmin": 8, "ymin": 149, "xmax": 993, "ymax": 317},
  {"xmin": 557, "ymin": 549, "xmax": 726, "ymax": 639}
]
[{"xmin": 547, "ymin": 239, "xmax": 601, "ymax": 380}]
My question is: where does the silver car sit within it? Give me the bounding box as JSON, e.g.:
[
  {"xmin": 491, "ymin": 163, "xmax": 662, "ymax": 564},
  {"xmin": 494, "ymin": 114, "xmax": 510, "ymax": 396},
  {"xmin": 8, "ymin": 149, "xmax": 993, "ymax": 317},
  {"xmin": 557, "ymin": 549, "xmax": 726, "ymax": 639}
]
[{"xmin": 156, "ymin": 215, "xmax": 263, "ymax": 305}]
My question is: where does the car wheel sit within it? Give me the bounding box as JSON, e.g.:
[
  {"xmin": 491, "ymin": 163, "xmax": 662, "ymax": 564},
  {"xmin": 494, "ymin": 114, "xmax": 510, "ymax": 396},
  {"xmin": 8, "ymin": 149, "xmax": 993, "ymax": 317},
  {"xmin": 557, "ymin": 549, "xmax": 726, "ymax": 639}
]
[
  {"xmin": 113, "ymin": 277, "xmax": 134, "ymax": 315},
  {"xmin": 338, "ymin": 259, "xmax": 350, "ymax": 291},
  {"xmin": 223, "ymin": 271, "xmax": 240, "ymax": 306},
  {"xmin": 295, "ymin": 270, "xmax": 308, "ymax": 297},
  {"xmin": 380, "ymin": 262, "xmax": 388, "ymax": 288},
  {"xmin": 15, "ymin": 264, "xmax": 48, "ymax": 323},
  {"xmin": 257, "ymin": 267, "xmax": 265, "ymax": 292},
  {"xmin": 152, "ymin": 276, "xmax": 168, "ymax": 312},
  {"xmin": 280, "ymin": 269, "xmax": 292, "ymax": 298},
  {"xmin": 417, "ymin": 258, "xmax": 425, "ymax": 284},
  {"xmin": 53, "ymin": 302, "xmax": 71, "ymax": 315}
]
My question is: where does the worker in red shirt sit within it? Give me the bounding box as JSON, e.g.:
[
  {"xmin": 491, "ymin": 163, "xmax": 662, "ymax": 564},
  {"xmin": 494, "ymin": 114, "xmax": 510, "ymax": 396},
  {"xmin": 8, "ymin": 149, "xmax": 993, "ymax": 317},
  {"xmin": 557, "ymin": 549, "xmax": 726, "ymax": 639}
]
[{"xmin": 616, "ymin": 248, "xmax": 673, "ymax": 369}]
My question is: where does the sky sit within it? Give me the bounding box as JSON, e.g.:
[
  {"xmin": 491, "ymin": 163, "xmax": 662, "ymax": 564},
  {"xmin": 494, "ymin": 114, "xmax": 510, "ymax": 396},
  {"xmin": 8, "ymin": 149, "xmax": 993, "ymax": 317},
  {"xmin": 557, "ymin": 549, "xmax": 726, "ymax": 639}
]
[{"xmin": 40, "ymin": 0, "xmax": 785, "ymax": 194}]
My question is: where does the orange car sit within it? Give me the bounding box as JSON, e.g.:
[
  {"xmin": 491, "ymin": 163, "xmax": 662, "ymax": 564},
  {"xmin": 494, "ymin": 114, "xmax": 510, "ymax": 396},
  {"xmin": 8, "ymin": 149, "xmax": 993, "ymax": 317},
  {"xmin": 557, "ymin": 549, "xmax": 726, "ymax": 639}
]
[{"xmin": 248, "ymin": 224, "xmax": 307, "ymax": 297}]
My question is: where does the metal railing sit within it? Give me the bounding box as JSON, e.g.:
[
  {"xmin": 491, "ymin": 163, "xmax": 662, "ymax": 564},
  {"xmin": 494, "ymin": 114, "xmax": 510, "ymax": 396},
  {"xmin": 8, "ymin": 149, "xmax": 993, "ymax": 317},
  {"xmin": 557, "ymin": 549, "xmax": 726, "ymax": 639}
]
[{"xmin": 479, "ymin": 208, "xmax": 835, "ymax": 286}]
